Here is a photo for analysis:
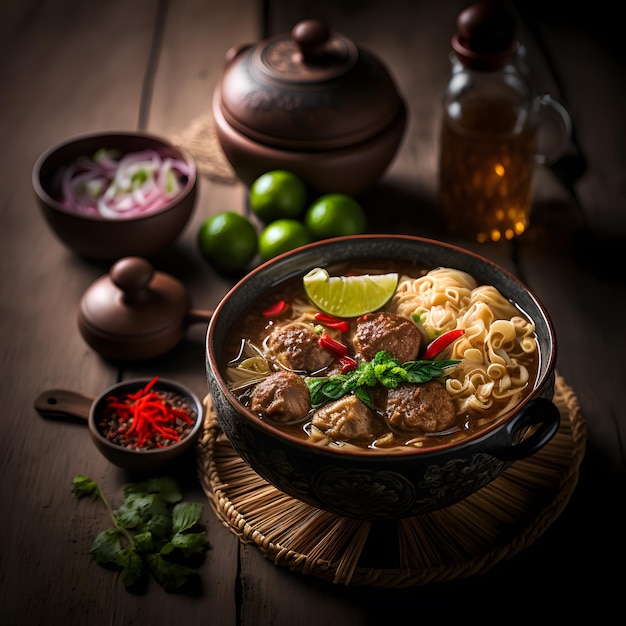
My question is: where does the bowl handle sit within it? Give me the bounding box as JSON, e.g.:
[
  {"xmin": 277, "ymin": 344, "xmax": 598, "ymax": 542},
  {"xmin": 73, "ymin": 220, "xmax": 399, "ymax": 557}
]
[
  {"xmin": 491, "ymin": 397, "xmax": 561, "ymax": 462},
  {"xmin": 34, "ymin": 389, "xmax": 95, "ymax": 423}
]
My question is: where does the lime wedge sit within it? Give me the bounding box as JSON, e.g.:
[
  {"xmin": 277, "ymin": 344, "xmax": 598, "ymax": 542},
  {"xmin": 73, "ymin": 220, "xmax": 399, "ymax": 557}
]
[{"xmin": 303, "ymin": 267, "xmax": 399, "ymax": 318}]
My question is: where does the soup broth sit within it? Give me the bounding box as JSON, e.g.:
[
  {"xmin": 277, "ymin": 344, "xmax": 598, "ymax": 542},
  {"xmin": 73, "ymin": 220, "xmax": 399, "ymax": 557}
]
[{"xmin": 221, "ymin": 259, "xmax": 539, "ymax": 451}]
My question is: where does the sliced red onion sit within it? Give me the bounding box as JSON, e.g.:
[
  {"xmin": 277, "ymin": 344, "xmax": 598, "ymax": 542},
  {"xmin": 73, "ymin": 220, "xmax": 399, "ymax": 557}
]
[{"xmin": 58, "ymin": 148, "xmax": 190, "ymax": 219}]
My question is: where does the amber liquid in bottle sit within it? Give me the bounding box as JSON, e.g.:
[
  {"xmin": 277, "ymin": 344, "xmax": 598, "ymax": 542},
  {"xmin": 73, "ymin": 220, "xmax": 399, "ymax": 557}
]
[{"xmin": 438, "ymin": 97, "xmax": 536, "ymax": 243}]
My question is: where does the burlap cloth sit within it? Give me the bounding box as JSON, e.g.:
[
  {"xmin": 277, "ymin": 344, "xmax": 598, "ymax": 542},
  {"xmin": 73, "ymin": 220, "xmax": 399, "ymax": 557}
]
[{"xmin": 170, "ymin": 113, "xmax": 238, "ymax": 185}]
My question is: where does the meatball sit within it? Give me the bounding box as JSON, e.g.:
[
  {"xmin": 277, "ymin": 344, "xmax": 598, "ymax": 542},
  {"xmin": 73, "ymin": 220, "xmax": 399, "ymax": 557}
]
[
  {"xmin": 266, "ymin": 324, "xmax": 334, "ymax": 372},
  {"xmin": 250, "ymin": 371, "xmax": 311, "ymax": 422},
  {"xmin": 384, "ymin": 381, "xmax": 456, "ymax": 434},
  {"xmin": 353, "ymin": 312, "xmax": 421, "ymax": 362},
  {"xmin": 312, "ymin": 394, "xmax": 384, "ymax": 443}
]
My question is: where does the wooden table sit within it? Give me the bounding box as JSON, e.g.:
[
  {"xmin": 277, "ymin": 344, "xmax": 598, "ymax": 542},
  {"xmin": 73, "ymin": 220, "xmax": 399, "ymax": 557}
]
[{"xmin": 1, "ymin": 0, "xmax": 624, "ymax": 622}]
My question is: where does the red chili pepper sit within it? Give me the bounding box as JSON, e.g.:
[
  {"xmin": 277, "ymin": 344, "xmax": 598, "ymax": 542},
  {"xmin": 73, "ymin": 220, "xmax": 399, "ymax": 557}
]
[
  {"xmin": 422, "ymin": 329, "xmax": 465, "ymax": 360},
  {"xmin": 339, "ymin": 355, "xmax": 358, "ymax": 373},
  {"xmin": 262, "ymin": 300, "xmax": 289, "ymax": 317},
  {"xmin": 314, "ymin": 312, "xmax": 349, "ymax": 333},
  {"xmin": 318, "ymin": 333, "xmax": 349, "ymax": 357}
]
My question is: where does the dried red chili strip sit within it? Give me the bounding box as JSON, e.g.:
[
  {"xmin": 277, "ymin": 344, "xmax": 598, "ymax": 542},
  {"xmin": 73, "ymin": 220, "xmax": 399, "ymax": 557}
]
[
  {"xmin": 152, "ymin": 422, "xmax": 179, "ymax": 439},
  {"xmin": 126, "ymin": 377, "xmax": 157, "ymax": 400},
  {"xmin": 422, "ymin": 329, "xmax": 465, "ymax": 360},
  {"xmin": 318, "ymin": 333, "xmax": 349, "ymax": 357},
  {"xmin": 103, "ymin": 376, "xmax": 195, "ymax": 449},
  {"xmin": 314, "ymin": 312, "xmax": 349, "ymax": 333},
  {"xmin": 169, "ymin": 407, "xmax": 195, "ymax": 423}
]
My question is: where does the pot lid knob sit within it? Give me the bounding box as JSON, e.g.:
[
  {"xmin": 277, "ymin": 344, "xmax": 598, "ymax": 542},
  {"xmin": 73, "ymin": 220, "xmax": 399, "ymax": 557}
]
[
  {"xmin": 291, "ymin": 19, "xmax": 332, "ymax": 62},
  {"xmin": 111, "ymin": 256, "xmax": 155, "ymax": 303},
  {"xmin": 452, "ymin": 1, "xmax": 517, "ymax": 71},
  {"xmin": 79, "ymin": 256, "xmax": 190, "ymax": 340}
]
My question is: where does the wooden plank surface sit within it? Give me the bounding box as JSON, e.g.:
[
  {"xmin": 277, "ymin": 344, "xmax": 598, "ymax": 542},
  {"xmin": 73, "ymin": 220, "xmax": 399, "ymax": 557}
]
[
  {"xmin": 1, "ymin": 0, "xmax": 625, "ymax": 624},
  {"xmin": 0, "ymin": 1, "xmax": 253, "ymax": 624}
]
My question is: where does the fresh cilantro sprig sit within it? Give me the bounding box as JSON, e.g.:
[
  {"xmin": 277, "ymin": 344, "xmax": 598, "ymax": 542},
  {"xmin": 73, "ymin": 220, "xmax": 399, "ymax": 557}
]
[
  {"xmin": 306, "ymin": 349, "xmax": 460, "ymax": 409},
  {"xmin": 72, "ymin": 475, "xmax": 209, "ymax": 592}
]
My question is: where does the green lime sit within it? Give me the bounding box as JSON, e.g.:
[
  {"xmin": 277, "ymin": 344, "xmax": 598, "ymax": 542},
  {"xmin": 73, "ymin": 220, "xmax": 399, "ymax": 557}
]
[
  {"xmin": 303, "ymin": 267, "xmax": 398, "ymax": 317},
  {"xmin": 198, "ymin": 211, "xmax": 258, "ymax": 273},
  {"xmin": 304, "ymin": 193, "xmax": 367, "ymax": 239},
  {"xmin": 249, "ymin": 170, "xmax": 308, "ymax": 223},
  {"xmin": 258, "ymin": 219, "xmax": 312, "ymax": 261}
]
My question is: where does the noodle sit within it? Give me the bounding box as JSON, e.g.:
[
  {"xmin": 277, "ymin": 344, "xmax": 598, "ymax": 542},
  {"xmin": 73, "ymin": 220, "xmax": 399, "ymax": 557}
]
[
  {"xmin": 224, "ymin": 265, "xmax": 539, "ymax": 450},
  {"xmin": 388, "ymin": 268, "xmax": 536, "ymax": 415}
]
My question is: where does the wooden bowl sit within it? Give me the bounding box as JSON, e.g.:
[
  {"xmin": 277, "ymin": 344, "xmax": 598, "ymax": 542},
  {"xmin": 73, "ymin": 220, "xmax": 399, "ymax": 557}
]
[
  {"xmin": 32, "ymin": 131, "xmax": 197, "ymax": 261},
  {"xmin": 35, "ymin": 377, "xmax": 204, "ymax": 472}
]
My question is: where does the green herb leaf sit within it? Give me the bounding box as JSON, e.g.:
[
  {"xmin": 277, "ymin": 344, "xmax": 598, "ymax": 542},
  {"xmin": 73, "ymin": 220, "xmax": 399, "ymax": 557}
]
[
  {"xmin": 73, "ymin": 475, "xmax": 209, "ymax": 593},
  {"xmin": 115, "ymin": 500, "xmax": 145, "ymax": 529},
  {"xmin": 117, "ymin": 548, "xmax": 144, "ymax": 588},
  {"xmin": 91, "ymin": 528, "xmax": 123, "ymax": 564},
  {"xmin": 72, "ymin": 475, "xmax": 99, "ymax": 498},
  {"xmin": 133, "ymin": 530, "xmax": 154, "ymax": 553},
  {"xmin": 124, "ymin": 477, "xmax": 182, "ymax": 503},
  {"xmin": 147, "ymin": 553, "xmax": 197, "ymax": 591},
  {"xmin": 170, "ymin": 531, "xmax": 211, "ymax": 557},
  {"xmin": 355, "ymin": 386, "xmax": 373, "ymax": 408},
  {"xmin": 144, "ymin": 513, "xmax": 172, "ymax": 542},
  {"xmin": 306, "ymin": 350, "xmax": 460, "ymax": 408},
  {"xmin": 172, "ymin": 502, "xmax": 203, "ymax": 534}
]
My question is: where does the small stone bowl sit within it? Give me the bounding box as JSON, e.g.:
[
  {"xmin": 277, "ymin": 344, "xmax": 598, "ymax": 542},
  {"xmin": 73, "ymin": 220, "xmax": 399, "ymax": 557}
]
[
  {"xmin": 32, "ymin": 131, "xmax": 197, "ymax": 261},
  {"xmin": 35, "ymin": 377, "xmax": 204, "ymax": 472}
]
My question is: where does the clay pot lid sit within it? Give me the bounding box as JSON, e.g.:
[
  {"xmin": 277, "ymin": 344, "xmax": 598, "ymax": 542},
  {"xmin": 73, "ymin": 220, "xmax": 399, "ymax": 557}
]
[
  {"xmin": 451, "ymin": 1, "xmax": 518, "ymax": 71},
  {"xmin": 78, "ymin": 257, "xmax": 190, "ymax": 342},
  {"xmin": 217, "ymin": 19, "xmax": 405, "ymax": 150}
]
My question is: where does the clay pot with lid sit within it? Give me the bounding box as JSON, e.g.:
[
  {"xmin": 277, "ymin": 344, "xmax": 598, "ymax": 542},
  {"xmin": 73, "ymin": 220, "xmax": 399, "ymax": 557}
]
[
  {"xmin": 213, "ymin": 19, "xmax": 407, "ymax": 195},
  {"xmin": 78, "ymin": 257, "xmax": 212, "ymax": 361}
]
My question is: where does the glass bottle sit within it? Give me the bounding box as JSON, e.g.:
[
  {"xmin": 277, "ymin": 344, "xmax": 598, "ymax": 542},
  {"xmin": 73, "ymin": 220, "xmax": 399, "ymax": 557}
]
[{"xmin": 437, "ymin": 1, "xmax": 570, "ymax": 242}]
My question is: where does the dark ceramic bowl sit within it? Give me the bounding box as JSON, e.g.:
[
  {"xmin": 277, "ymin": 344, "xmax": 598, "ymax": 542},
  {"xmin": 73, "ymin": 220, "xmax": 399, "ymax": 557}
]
[
  {"xmin": 205, "ymin": 235, "xmax": 560, "ymax": 520},
  {"xmin": 35, "ymin": 377, "xmax": 204, "ymax": 472},
  {"xmin": 32, "ymin": 131, "xmax": 197, "ymax": 261}
]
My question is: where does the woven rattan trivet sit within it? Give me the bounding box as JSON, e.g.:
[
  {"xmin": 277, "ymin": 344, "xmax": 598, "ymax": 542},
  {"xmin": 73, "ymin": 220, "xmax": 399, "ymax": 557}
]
[{"xmin": 196, "ymin": 375, "xmax": 586, "ymax": 587}]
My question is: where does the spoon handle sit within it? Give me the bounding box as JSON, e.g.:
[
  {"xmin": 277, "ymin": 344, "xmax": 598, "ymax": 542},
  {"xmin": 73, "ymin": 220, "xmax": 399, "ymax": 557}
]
[{"xmin": 34, "ymin": 389, "xmax": 96, "ymax": 422}]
